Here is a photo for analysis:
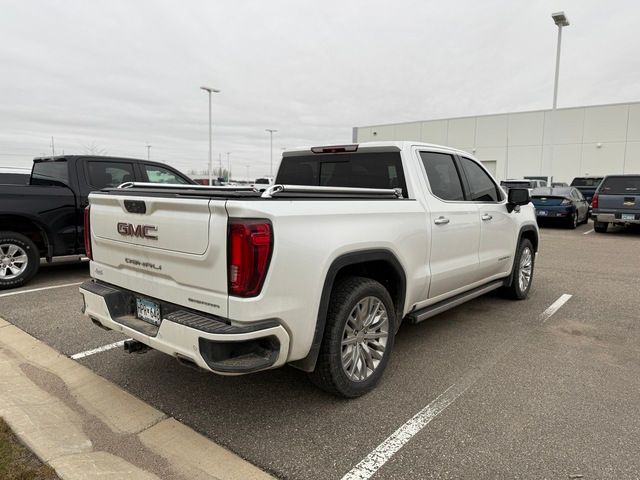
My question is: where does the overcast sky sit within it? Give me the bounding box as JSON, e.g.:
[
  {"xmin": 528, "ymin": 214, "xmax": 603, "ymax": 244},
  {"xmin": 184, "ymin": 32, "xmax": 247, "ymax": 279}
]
[{"xmin": 1, "ymin": 0, "xmax": 639, "ymax": 178}]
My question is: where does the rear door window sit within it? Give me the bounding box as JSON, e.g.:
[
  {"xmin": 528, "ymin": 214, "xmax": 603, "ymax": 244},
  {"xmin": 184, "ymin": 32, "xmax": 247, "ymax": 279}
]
[
  {"xmin": 599, "ymin": 176, "xmax": 640, "ymax": 194},
  {"xmin": 87, "ymin": 161, "xmax": 135, "ymax": 188},
  {"xmin": 276, "ymin": 152, "xmax": 407, "ymax": 197},
  {"xmin": 459, "ymin": 157, "xmax": 502, "ymax": 202},
  {"xmin": 144, "ymin": 164, "xmax": 190, "ymax": 184},
  {"xmin": 419, "ymin": 151, "xmax": 465, "ymax": 201}
]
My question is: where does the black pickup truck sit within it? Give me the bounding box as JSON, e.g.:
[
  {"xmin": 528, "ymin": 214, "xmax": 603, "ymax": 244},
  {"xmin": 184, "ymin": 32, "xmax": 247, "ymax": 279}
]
[
  {"xmin": 570, "ymin": 176, "xmax": 603, "ymax": 205},
  {"xmin": 0, "ymin": 155, "xmax": 194, "ymax": 289}
]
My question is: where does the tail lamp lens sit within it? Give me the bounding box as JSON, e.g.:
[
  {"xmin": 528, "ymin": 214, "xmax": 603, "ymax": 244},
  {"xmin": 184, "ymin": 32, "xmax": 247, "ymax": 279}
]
[
  {"xmin": 228, "ymin": 219, "xmax": 273, "ymax": 297},
  {"xmin": 591, "ymin": 193, "xmax": 599, "ymax": 209},
  {"xmin": 83, "ymin": 206, "xmax": 92, "ymax": 260}
]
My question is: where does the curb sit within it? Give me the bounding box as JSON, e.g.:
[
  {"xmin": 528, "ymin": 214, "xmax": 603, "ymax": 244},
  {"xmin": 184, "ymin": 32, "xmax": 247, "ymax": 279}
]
[{"xmin": 0, "ymin": 318, "xmax": 274, "ymax": 480}]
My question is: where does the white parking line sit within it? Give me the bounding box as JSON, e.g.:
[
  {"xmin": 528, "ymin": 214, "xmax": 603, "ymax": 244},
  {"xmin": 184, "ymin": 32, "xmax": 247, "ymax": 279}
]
[
  {"xmin": 540, "ymin": 294, "xmax": 572, "ymax": 323},
  {"xmin": 0, "ymin": 282, "xmax": 83, "ymax": 298},
  {"xmin": 71, "ymin": 339, "xmax": 130, "ymax": 359},
  {"xmin": 341, "ymin": 375, "xmax": 478, "ymax": 480},
  {"xmin": 583, "ymin": 229, "xmax": 594, "ymax": 235},
  {"xmin": 341, "ymin": 293, "xmax": 572, "ymax": 480}
]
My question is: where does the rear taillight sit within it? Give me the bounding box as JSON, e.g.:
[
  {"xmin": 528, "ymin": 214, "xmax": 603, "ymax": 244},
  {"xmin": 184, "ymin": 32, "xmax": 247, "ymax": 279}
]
[
  {"xmin": 561, "ymin": 199, "xmax": 573, "ymax": 206},
  {"xmin": 228, "ymin": 219, "xmax": 273, "ymax": 297},
  {"xmin": 83, "ymin": 206, "xmax": 92, "ymax": 260},
  {"xmin": 591, "ymin": 193, "xmax": 599, "ymax": 209}
]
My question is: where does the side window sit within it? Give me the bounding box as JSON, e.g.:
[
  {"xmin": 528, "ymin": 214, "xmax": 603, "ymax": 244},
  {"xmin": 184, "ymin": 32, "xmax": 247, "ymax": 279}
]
[
  {"xmin": 419, "ymin": 151, "xmax": 465, "ymax": 201},
  {"xmin": 88, "ymin": 162, "xmax": 134, "ymax": 188},
  {"xmin": 144, "ymin": 164, "xmax": 189, "ymax": 184},
  {"xmin": 459, "ymin": 157, "xmax": 501, "ymax": 202}
]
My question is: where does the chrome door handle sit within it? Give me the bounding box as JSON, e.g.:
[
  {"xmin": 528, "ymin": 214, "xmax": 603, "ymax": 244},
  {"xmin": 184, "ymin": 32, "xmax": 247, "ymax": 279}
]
[
  {"xmin": 434, "ymin": 216, "xmax": 450, "ymax": 225},
  {"xmin": 481, "ymin": 214, "xmax": 493, "ymax": 221}
]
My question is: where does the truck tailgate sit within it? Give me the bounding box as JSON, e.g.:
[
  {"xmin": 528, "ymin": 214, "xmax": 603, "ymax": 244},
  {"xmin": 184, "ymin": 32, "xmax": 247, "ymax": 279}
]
[
  {"xmin": 88, "ymin": 193, "xmax": 229, "ymax": 317},
  {"xmin": 597, "ymin": 175, "xmax": 640, "ymax": 215}
]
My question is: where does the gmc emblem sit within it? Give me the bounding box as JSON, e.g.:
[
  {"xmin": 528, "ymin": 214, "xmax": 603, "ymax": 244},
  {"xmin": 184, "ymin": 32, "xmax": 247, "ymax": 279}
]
[{"xmin": 117, "ymin": 222, "xmax": 158, "ymax": 240}]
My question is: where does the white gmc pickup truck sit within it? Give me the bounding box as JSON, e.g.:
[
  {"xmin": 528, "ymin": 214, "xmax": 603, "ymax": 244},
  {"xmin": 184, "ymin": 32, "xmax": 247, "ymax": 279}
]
[{"xmin": 80, "ymin": 142, "xmax": 538, "ymax": 397}]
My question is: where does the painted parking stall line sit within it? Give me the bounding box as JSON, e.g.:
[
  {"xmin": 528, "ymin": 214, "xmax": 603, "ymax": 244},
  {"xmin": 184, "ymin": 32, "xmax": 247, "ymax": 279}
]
[
  {"xmin": 540, "ymin": 294, "xmax": 572, "ymax": 323},
  {"xmin": 341, "ymin": 375, "xmax": 479, "ymax": 480},
  {"xmin": 342, "ymin": 293, "xmax": 573, "ymax": 480},
  {"xmin": 71, "ymin": 339, "xmax": 130, "ymax": 359},
  {"xmin": 583, "ymin": 229, "xmax": 594, "ymax": 235},
  {"xmin": 0, "ymin": 281, "xmax": 83, "ymax": 298}
]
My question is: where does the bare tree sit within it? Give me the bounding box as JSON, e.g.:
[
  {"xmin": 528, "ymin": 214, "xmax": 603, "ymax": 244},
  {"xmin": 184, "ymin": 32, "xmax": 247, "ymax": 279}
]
[{"xmin": 82, "ymin": 142, "xmax": 107, "ymax": 156}]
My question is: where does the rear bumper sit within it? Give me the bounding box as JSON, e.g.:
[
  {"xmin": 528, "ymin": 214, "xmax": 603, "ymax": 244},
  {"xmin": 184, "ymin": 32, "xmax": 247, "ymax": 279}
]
[
  {"xmin": 79, "ymin": 280, "xmax": 290, "ymax": 375},
  {"xmin": 592, "ymin": 213, "xmax": 640, "ymax": 225},
  {"xmin": 535, "ymin": 206, "xmax": 574, "ymax": 220}
]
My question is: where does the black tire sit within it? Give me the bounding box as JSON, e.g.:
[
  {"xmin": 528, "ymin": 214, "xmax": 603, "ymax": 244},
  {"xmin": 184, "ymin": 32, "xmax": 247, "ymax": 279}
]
[
  {"xmin": 502, "ymin": 239, "xmax": 535, "ymax": 300},
  {"xmin": 567, "ymin": 212, "xmax": 578, "ymax": 229},
  {"xmin": 309, "ymin": 276, "xmax": 396, "ymax": 398},
  {"xmin": 594, "ymin": 221, "xmax": 608, "ymax": 233},
  {"xmin": 580, "ymin": 211, "xmax": 589, "ymax": 225},
  {"xmin": 0, "ymin": 231, "xmax": 40, "ymax": 290}
]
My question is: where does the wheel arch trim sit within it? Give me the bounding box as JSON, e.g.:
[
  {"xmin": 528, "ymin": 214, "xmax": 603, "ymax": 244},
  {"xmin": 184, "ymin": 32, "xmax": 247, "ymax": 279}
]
[
  {"xmin": 290, "ymin": 249, "xmax": 407, "ymax": 372},
  {"xmin": 505, "ymin": 224, "xmax": 539, "ymax": 287}
]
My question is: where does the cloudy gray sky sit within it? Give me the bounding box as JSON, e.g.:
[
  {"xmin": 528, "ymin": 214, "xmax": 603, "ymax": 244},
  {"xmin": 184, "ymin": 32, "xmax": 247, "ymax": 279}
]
[{"xmin": 1, "ymin": 0, "xmax": 639, "ymax": 178}]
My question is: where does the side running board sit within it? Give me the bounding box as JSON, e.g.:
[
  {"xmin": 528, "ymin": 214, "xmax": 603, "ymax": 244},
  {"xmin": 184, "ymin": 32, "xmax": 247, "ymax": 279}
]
[{"xmin": 405, "ymin": 280, "xmax": 505, "ymax": 324}]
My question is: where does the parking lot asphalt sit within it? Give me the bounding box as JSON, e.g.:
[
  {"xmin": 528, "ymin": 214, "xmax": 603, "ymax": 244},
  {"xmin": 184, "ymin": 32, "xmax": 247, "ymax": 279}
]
[{"xmin": 2, "ymin": 221, "xmax": 639, "ymax": 479}]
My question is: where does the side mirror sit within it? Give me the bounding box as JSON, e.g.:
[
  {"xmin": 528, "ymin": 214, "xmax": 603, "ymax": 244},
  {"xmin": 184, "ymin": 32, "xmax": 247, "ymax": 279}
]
[{"xmin": 507, "ymin": 188, "xmax": 530, "ymax": 213}]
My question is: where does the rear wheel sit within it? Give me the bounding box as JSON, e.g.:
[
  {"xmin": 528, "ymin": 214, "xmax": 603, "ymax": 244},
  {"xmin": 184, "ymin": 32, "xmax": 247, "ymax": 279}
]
[
  {"xmin": 594, "ymin": 221, "xmax": 608, "ymax": 233},
  {"xmin": 568, "ymin": 212, "xmax": 578, "ymax": 229},
  {"xmin": 503, "ymin": 239, "xmax": 534, "ymax": 300},
  {"xmin": 309, "ymin": 276, "xmax": 395, "ymax": 398},
  {"xmin": 580, "ymin": 210, "xmax": 589, "ymax": 224},
  {"xmin": 0, "ymin": 231, "xmax": 40, "ymax": 290}
]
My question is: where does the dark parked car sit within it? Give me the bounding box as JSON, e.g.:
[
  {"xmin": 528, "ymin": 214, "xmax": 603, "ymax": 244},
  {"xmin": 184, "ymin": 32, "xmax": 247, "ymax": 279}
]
[
  {"xmin": 0, "ymin": 155, "xmax": 195, "ymax": 289},
  {"xmin": 591, "ymin": 175, "xmax": 640, "ymax": 233},
  {"xmin": 531, "ymin": 186, "xmax": 589, "ymax": 229}
]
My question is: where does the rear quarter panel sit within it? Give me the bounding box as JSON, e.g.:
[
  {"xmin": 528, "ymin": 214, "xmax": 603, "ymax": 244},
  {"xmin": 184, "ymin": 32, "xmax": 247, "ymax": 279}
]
[{"xmin": 225, "ymin": 199, "xmax": 429, "ymax": 361}]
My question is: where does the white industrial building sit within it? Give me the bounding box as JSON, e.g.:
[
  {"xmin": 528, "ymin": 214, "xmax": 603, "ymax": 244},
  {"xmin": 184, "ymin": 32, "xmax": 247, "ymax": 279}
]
[{"xmin": 353, "ymin": 101, "xmax": 640, "ymax": 183}]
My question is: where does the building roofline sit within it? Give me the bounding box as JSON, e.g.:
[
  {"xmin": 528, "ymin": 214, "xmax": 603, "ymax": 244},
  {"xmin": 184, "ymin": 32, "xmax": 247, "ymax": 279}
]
[{"xmin": 354, "ymin": 99, "xmax": 640, "ymax": 130}]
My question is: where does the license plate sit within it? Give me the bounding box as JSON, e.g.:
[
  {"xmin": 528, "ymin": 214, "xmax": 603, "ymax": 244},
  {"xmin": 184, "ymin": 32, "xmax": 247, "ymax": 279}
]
[
  {"xmin": 537, "ymin": 210, "xmax": 548, "ymax": 216},
  {"xmin": 621, "ymin": 213, "xmax": 636, "ymax": 221},
  {"xmin": 136, "ymin": 298, "xmax": 161, "ymax": 326}
]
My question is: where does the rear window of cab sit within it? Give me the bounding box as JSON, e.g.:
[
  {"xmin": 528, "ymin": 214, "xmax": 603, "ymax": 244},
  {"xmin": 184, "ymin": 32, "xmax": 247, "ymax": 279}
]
[
  {"xmin": 599, "ymin": 176, "xmax": 640, "ymax": 194},
  {"xmin": 276, "ymin": 152, "xmax": 407, "ymax": 198}
]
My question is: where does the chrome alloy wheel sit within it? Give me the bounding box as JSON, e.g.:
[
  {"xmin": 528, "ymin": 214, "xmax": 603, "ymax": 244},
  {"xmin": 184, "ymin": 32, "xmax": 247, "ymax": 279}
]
[
  {"xmin": 518, "ymin": 246, "xmax": 533, "ymax": 293},
  {"xmin": 341, "ymin": 296, "xmax": 389, "ymax": 382},
  {"xmin": 0, "ymin": 243, "xmax": 29, "ymax": 280}
]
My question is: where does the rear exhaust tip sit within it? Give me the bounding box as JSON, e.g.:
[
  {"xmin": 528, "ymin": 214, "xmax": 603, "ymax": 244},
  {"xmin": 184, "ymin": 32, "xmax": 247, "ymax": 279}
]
[{"xmin": 124, "ymin": 339, "xmax": 150, "ymax": 354}]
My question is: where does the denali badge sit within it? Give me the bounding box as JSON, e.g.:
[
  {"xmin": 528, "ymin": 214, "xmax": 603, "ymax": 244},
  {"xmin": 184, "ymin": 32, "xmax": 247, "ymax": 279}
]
[
  {"xmin": 117, "ymin": 222, "xmax": 158, "ymax": 240},
  {"xmin": 125, "ymin": 258, "xmax": 162, "ymax": 270}
]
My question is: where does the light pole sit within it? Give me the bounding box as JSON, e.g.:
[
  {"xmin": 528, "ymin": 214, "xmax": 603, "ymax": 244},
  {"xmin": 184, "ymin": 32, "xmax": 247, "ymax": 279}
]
[
  {"xmin": 146, "ymin": 144, "xmax": 151, "ymax": 160},
  {"xmin": 226, "ymin": 152, "xmax": 231, "ymax": 181},
  {"xmin": 265, "ymin": 129, "xmax": 277, "ymax": 177},
  {"xmin": 551, "ymin": 12, "xmax": 569, "ymax": 109},
  {"xmin": 200, "ymin": 86, "xmax": 221, "ymax": 185},
  {"xmin": 547, "ymin": 12, "xmax": 570, "ymax": 182}
]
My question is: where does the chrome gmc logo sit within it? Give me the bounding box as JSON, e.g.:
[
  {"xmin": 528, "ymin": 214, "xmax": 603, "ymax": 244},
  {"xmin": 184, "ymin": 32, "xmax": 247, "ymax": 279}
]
[{"xmin": 117, "ymin": 222, "xmax": 158, "ymax": 240}]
